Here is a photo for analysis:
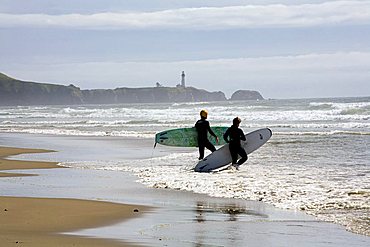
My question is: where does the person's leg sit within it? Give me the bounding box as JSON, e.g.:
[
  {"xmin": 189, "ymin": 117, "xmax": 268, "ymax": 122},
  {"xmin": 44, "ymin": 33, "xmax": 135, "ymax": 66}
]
[
  {"xmin": 205, "ymin": 140, "xmax": 216, "ymax": 152},
  {"xmin": 198, "ymin": 145, "xmax": 205, "ymax": 160},
  {"xmin": 237, "ymin": 147, "xmax": 248, "ymax": 165},
  {"xmin": 229, "ymin": 145, "xmax": 238, "ymax": 164}
]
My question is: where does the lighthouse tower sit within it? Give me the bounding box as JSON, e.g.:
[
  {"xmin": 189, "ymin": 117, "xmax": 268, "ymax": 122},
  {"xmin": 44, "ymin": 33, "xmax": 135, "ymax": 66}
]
[{"xmin": 181, "ymin": 71, "xmax": 185, "ymax": 87}]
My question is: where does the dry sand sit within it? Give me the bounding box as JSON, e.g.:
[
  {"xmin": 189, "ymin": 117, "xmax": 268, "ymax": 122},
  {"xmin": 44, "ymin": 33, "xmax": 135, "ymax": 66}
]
[{"xmin": 0, "ymin": 146, "xmax": 149, "ymax": 247}]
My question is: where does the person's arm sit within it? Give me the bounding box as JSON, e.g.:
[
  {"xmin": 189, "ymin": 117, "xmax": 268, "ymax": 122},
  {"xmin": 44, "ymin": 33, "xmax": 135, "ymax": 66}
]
[
  {"xmin": 223, "ymin": 128, "xmax": 230, "ymax": 143},
  {"xmin": 240, "ymin": 129, "xmax": 246, "ymax": 141},
  {"xmin": 207, "ymin": 122, "xmax": 216, "ymax": 138},
  {"xmin": 207, "ymin": 122, "xmax": 219, "ymax": 143}
]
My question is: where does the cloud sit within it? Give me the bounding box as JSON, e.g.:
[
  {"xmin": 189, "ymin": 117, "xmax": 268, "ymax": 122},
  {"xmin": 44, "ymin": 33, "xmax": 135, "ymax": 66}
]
[{"xmin": 0, "ymin": 1, "xmax": 369, "ymax": 30}]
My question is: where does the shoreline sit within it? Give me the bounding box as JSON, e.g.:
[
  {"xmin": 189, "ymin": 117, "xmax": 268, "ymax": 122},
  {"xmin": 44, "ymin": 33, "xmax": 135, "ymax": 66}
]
[
  {"xmin": 1, "ymin": 133, "xmax": 369, "ymax": 246},
  {"xmin": 0, "ymin": 146, "xmax": 149, "ymax": 247},
  {"xmin": 0, "ymin": 146, "xmax": 61, "ymax": 177}
]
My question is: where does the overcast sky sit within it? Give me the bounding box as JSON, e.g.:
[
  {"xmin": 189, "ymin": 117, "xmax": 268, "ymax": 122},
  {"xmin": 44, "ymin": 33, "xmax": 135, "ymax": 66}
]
[{"xmin": 1, "ymin": 0, "xmax": 369, "ymax": 99}]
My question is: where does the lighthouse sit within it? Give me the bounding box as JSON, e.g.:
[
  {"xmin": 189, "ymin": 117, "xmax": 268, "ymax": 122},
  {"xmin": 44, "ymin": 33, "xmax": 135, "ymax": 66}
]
[{"xmin": 181, "ymin": 71, "xmax": 185, "ymax": 87}]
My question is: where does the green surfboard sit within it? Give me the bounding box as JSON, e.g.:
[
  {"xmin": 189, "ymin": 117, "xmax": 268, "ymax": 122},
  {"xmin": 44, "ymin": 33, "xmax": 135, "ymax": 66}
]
[{"xmin": 155, "ymin": 126, "xmax": 228, "ymax": 147}]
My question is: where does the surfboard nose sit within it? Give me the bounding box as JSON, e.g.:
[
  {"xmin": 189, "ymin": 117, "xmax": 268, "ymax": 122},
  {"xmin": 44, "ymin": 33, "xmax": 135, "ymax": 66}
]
[{"xmin": 194, "ymin": 161, "xmax": 208, "ymax": 172}]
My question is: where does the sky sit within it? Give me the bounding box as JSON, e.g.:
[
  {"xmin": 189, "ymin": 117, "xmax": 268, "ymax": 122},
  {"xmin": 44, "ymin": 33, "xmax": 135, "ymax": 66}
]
[{"xmin": 1, "ymin": 0, "xmax": 370, "ymax": 99}]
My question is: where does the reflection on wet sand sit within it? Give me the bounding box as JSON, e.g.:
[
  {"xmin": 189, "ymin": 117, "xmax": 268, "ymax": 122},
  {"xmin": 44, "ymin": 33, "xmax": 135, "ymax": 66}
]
[
  {"xmin": 195, "ymin": 201, "xmax": 268, "ymax": 222},
  {"xmin": 194, "ymin": 201, "xmax": 268, "ymax": 246}
]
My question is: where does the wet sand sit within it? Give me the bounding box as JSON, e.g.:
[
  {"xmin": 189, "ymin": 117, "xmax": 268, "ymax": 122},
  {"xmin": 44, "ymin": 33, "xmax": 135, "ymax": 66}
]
[
  {"xmin": 0, "ymin": 146, "xmax": 149, "ymax": 247},
  {"xmin": 0, "ymin": 146, "xmax": 60, "ymax": 177}
]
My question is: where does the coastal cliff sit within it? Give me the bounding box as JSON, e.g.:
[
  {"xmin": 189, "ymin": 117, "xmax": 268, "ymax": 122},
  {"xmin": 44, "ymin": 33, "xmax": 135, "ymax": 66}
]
[
  {"xmin": 82, "ymin": 87, "xmax": 226, "ymax": 104},
  {"xmin": 0, "ymin": 73, "xmax": 263, "ymax": 106},
  {"xmin": 0, "ymin": 73, "xmax": 84, "ymax": 106}
]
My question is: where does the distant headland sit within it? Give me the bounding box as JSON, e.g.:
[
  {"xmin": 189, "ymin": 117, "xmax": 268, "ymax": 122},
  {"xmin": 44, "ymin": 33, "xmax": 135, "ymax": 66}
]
[{"xmin": 0, "ymin": 72, "xmax": 264, "ymax": 106}]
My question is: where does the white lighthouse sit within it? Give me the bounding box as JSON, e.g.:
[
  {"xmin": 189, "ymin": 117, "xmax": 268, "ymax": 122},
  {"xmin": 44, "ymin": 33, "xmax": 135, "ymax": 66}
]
[{"xmin": 181, "ymin": 71, "xmax": 185, "ymax": 87}]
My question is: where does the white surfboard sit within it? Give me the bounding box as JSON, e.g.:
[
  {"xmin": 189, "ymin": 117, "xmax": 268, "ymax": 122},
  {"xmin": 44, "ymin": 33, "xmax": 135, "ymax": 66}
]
[{"xmin": 194, "ymin": 128, "xmax": 272, "ymax": 172}]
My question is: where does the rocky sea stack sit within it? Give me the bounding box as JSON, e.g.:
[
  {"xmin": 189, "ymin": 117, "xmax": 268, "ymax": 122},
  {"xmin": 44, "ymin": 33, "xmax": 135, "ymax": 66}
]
[{"xmin": 230, "ymin": 90, "xmax": 264, "ymax": 101}]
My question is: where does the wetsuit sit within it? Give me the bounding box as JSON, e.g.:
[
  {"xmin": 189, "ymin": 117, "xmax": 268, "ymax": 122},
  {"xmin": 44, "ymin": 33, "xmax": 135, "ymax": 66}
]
[
  {"xmin": 195, "ymin": 118, "xmax": 217, "ymax": 160},
  {"xmin": 223, "ymin": 125, "xmax": 248, "ymax": 165}
]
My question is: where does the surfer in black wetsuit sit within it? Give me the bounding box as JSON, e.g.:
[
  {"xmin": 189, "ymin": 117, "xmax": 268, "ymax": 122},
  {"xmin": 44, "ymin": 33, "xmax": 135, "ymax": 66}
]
[
  {"xmin": 223, "ymin": 117, "xmax": 248, "ymax": 170},
  {"xmin": 195, "ymin": 109, "xmax": 219, "ymax": 160}
]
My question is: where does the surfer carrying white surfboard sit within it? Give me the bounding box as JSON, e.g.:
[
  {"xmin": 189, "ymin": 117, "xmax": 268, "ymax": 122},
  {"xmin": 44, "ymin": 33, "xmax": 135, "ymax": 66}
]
[
  {"xmin": 195, "ymin": 109, "xmax": 219, "ymax": 160},
  {"xmin": 223, "ymin": 117, "xmax": 248, "ymax": 169}
]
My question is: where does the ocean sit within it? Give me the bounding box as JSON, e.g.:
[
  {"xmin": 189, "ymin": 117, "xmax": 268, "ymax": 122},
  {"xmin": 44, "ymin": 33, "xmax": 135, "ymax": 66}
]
[{"xmin": 1, "ymin": 97, "xmax": 369, "ymax": 236}]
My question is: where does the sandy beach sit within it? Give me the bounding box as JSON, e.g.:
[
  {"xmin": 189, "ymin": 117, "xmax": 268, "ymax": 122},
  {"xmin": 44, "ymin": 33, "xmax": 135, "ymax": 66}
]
[
  {"xmin": 1, "ymin": 133, "xmax": 369, "ymax": 247},
  {"xmin": 0, "ymin": 147, "xmax": 60, "ymax": 177},
  {"xmin": 0, "ymin": 146, "xmax": 149, "ymax": 247}
]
